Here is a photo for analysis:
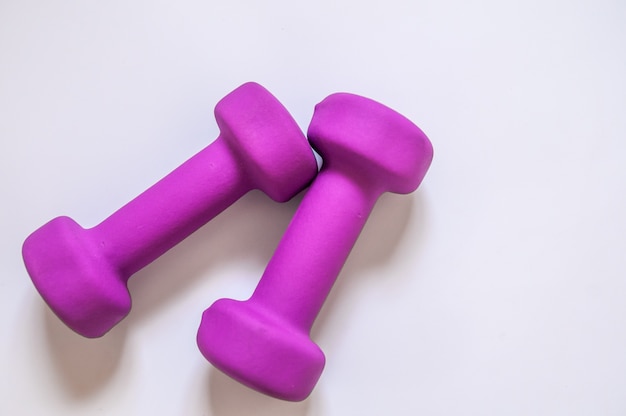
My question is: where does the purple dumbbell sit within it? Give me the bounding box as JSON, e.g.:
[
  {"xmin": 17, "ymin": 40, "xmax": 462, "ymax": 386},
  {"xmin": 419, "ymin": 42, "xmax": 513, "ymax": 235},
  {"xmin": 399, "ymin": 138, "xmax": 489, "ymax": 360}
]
[
  {"xmin": 22, "ymin": 82, "xmax": 317, "ymax": 338},
  {"xmin": 197, "ymin": 92, "xmax": 434, "ymax": 401}
]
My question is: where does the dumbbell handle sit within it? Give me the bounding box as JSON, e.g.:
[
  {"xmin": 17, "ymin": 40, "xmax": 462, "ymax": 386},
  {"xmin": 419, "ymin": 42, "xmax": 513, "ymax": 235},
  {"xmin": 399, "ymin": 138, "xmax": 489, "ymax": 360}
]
[
  {"xmin": 89, "ymin": 137, "xmax": 246, "ymax": 277},
  {"xmin": 249, "ymin": 166, "xmax": 380, "ymax": 331}
]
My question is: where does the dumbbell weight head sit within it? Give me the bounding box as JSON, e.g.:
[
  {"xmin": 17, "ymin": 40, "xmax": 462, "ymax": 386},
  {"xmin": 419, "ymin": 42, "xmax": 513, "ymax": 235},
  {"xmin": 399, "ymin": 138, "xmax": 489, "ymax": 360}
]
[
  {"xmin": 198, "ymin": 298, "xmax": 324, "ymax": 401},
  {"xmin": 216, "ymin": 83, "xmax": 316, "ymax": 202},
  {"xmin": 23, "ymin": 216, "xmax": 129, "ymax": 338},
  {"xmin": 307, "ymin": 92, "xmax": 432, "ymax": 195}
]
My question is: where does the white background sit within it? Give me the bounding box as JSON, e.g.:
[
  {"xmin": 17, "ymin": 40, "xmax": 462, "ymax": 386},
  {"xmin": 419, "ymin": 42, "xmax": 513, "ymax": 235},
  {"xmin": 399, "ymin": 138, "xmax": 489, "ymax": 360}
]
[{"xmin": 1, "ymin": 0, "xmax": 625, "ymax": 414}]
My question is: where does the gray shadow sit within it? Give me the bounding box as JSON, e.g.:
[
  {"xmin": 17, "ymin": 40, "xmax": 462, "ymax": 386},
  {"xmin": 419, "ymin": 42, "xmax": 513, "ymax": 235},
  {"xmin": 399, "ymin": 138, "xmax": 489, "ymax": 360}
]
[
  {"xmin": 203, "ymin": 191, "xmax": 425, "ymax": 411},
  {"xmin": 312, "ymin": 191, "xmax": 427, "ymax": 341},
  {"xmin": 208, "ymin": 367, "xmax": 311, "ymax": 416},
  {"xmin": 43, "ymin": 304, "xmax": 127, "ymax": 398},
  {"xmin": 40, "ymin": 185, "xmax": 426, "ymax": 404},
  {"xmin": 125, "ymin": 189, "xmax": 303, "ymax": 326},
  {"xmin": 42, "ymin": 189, "xmax": 304, "ymax": 398}
]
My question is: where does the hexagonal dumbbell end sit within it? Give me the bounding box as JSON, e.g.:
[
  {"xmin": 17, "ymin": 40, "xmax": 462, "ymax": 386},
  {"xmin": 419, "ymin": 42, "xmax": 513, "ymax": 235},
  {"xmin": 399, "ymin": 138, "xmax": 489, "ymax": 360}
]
[
  {"xmin": 22, "ymin": 82, "xmax": 317, "ymax": 338},
  {"xmin": 197, "ymin": 92, "xmax": 433, "ymax": 400}
]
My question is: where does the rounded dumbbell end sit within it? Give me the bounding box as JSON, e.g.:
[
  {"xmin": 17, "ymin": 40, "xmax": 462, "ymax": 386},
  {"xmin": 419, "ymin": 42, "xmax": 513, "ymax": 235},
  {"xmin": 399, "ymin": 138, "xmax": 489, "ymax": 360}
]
[
  {"xmin": 215, "ymin": 82, "xmax": 318, "ymax": 202},
  {"xmin": 22, "ymin": 217, "xmax": 131, "ymax": 338},
  {"xmin": 197, "ymin": 298, "xmax": 325, "ymax": 401},
  {"xmin": 307, "ymin": 93, "xmax": 433, "ymax": 194}
]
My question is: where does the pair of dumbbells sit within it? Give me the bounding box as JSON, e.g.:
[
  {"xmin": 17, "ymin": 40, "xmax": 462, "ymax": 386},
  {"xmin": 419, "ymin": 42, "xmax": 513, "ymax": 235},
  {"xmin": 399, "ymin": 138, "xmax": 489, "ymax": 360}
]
[{"xmin": 22, "ymin": 82, "xmax": 433, "ymax": 401}]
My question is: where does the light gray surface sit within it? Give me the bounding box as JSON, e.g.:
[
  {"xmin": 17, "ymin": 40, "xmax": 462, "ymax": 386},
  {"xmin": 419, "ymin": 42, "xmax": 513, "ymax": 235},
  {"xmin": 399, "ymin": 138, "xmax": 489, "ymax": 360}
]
[{"xmin": 1, "ymin": 0, "xmax": 625, "ymax": 414}]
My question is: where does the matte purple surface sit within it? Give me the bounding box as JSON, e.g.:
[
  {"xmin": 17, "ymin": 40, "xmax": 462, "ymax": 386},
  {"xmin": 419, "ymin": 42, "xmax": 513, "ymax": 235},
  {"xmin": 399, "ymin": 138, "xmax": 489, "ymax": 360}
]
[
  {"xmin": 197, "ymin": 92, "xmax": 434, "ymax": 401},
  {"xmin": 22, "ymin": 82, "xmax": 317, "ymax": 338}
]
